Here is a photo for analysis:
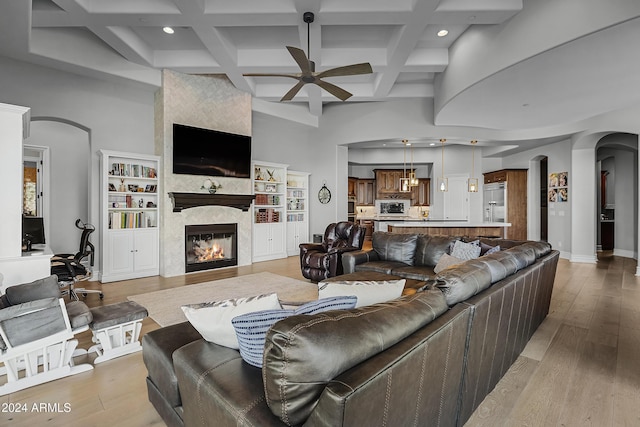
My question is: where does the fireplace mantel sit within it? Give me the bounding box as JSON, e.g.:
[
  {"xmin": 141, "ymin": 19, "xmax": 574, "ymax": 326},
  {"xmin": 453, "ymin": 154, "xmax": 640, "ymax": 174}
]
[{"xmin": 168, "ymin": 192, "xmax": 255, "ymax": 212}]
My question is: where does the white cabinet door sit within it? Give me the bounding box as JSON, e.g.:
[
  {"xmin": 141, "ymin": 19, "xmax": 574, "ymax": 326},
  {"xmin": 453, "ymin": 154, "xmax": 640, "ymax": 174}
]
[
  {"xmin": 134, "ymin": 228, "xmax": 159, "ymax": 271},
  {"xmin": 270, "ymin": 222, "xmax": 286, "ymax": 256},
  {"xmin": 287, "ymin": 221, "xmax": 309, "ymax": 255},
  {"xmin": 106, "ymin": 230, "xmax": 134, "ymax": 276},
  {"xmin": 253, "ymin": 223, "xmax": 271, "ymax": 260},
  {"xmin": 254, "ymin": 223, "xmax": 286, "ymax": 261},
  {"xmin": 287, "ymin": 222, "xmax": 298, "ymax": 255}
]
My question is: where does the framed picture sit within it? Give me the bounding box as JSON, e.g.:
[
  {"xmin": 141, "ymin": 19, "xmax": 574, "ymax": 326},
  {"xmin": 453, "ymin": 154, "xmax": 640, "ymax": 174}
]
[
  {"xmin": 108, "ymin": 183, "xmax": 116, "ymax": 191},
  {"xmin": 549, "ymin": 171, "xmax": 568, "ymax": 203},
  {"xmin": 127, "ymin": 184, "xmax": 139, "ymax": 192},
  {"xmin": 265, "ymin": 183, "xmax": 277, "ymax": 193},
  {"xmin": 145, "ymin": 184, "xmax": 157, "ymax": 193}
]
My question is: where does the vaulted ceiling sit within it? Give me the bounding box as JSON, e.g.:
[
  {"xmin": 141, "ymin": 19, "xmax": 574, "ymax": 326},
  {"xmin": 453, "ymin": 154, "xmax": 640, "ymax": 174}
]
[{"xmin": 1, "ymin": 0, "xmax": 640, "ymax": 149}]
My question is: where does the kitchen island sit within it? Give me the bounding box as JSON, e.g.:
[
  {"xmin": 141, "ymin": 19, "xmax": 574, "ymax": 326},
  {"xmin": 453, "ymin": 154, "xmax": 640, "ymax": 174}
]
[{"xmin": 373, "ymin": 219, "xmax": 511, "ymax": 238}]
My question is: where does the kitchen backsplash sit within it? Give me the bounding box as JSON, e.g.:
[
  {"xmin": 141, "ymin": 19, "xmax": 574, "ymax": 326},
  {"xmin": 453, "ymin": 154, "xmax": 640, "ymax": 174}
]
[{"xmin": 355, "ymin": 205, "xmax": 429, "ymax": 218}]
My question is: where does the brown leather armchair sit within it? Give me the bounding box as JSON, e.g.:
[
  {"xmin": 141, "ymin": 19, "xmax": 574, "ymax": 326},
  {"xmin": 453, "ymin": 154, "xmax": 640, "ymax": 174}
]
[{"xmin": 299, "ymin": 222, "xmax": 366, "ymax": 281}]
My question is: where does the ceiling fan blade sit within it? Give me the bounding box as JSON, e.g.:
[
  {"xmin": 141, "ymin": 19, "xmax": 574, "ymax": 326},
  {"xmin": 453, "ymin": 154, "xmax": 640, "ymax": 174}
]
[
  {"xmin": 280, "ymin": 81, "xmax": 306, "ymax": 102},
  {"xmin": 316, "ymin": 63, "xmax": 373, "ymax": 78},
  {"xmin": 315, "ymin": 79, "xmax": 353, "ymax": 101},
  {"xmin": 243, "ymin": 73, "xmax": 300, "ymax": 80},
  {"xmin": 286, "ymin": 46, "xmax": 312, "ymax": 75}
]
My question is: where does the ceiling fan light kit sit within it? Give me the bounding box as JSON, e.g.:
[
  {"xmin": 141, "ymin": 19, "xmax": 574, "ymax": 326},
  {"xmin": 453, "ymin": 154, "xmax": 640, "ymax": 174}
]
[{"xmin": 243, "ymin": 12, "xmax": 373, "ymax": 102}]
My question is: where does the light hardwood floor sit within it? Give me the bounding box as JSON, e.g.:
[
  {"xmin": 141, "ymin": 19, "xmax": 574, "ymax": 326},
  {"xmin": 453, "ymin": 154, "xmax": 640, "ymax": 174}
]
[{"xmin": 1, "ymin": 253, "xmax": 639, "ymax": 426}]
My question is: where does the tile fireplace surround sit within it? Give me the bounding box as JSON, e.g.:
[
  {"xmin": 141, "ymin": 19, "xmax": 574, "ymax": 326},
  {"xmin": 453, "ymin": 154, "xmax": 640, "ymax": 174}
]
[{"xmin": 160, "ymin": 194, "xmax": 253, "ymax": 277}]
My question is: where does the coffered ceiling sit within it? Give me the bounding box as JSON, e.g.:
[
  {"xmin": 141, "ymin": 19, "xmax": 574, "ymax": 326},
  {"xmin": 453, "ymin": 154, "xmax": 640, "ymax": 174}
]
[
  {"xmin": 7, "ymin": 0, "xmax": 520, "ymax": 117},
  {"xmin": 1, "ymin": 0, "xmax": 640, "ymax": 150}
]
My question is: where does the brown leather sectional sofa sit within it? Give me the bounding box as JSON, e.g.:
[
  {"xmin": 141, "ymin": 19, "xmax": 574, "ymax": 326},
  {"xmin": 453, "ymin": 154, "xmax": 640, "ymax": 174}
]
[{"xmin": 142, "ymin": 232, "xmax": 559, "ymax": 427}]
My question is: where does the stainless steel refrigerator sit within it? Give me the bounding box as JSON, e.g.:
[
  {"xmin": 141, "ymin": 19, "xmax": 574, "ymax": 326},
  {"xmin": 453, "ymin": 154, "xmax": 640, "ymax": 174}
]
[{"xmin": 484, "ymin": 182, "xmax": 507, "ymax": 223}]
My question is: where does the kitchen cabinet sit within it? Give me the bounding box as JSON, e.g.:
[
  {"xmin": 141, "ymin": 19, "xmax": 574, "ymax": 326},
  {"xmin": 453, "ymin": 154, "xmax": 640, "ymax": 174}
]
[
  {"xmin": 483, "ymin": 170, "xmax": 508, "ymax": 184},
  {"xmin": 356, "ymin": 179, "xmax": 375, "ymax": 205},
  {"xmin": 411, "ymin": 178, "xmax": 430, "ymax": 206},
  {"xmin": 348, "ymin": 177, "xmax": 357, "ymax": 197},
  {"xmin": 374, "ymin": 169, "xmax": 405, "ymax": 197},
  {"xmin": 483, "ymin": 169, "xmax": 527, "ymax": 240}
]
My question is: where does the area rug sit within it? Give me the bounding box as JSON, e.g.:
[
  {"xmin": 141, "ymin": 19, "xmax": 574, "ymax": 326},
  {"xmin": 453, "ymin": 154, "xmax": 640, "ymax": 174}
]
[{"xmin": 127, "ymin": 272, "xmax": 318, "ymax": 327}]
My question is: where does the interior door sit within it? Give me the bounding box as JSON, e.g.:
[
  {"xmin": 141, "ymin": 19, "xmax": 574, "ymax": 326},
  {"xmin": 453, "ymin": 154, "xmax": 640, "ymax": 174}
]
[{"xmin": 443, "ymin": 175, "xmax": 469, "ymax": 220}]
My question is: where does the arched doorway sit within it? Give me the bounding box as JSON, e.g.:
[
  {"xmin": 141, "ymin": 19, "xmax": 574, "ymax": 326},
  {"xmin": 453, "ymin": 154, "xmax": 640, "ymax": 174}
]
[{"xmin": 26, "ymin": 118, "xmax": 91, "ymax": 253}]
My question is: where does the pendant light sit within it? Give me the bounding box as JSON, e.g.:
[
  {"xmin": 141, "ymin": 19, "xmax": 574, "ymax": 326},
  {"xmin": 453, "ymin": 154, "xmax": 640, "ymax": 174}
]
[
  {"xmin": 408, "ymin": 141, "xmax": 419, "ymax": 187},
  {"xmin": 437, "ymin": 138, "xmax": 448, "ymax": 192},
  {"xmin": 468, "ymin": 140, "xmax": 479, "ymax": 192},
  {"xmin": 400, "ymin": 139, "xmax": 411, "ymax": 192}
]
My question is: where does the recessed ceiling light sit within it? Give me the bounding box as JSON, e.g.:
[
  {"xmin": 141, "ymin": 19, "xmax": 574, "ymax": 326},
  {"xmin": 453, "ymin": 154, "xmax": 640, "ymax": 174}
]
[
  {"xmin": 429, "ymin": 143, "xmax": 436, "ymax": 146},
  {"xmin": 163, "ymin": 27, "xmax": 175, "ymax": 34},
  {"xmin": 437, "ymin": 29, "xmax": 449, "ymax": 37}
]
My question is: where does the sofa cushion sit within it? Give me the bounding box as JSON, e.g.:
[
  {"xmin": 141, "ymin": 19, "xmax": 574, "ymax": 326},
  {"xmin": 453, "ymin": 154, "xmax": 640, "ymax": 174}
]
[
  {"xmin": 465, "ymin": 257, "xmax": 509, "ymax": 284},
  {"xmin": 5, "ymin": 275, "xmax": 60, "ymax": 306},
  {"xmin": 0, "ymin": 297, "xmax": 67, "ymax": 349},
  {"xmin": 372, "ymin": 232, "xmax": 418, "ymax": 265},
  {"xmin": 66, "ymin": 300, "xmax": 93, "ymax": 329},
  {"xmin": 521, "ymin": 241, "xmax": 551, "ymax": 257},
  {"xmin": 355, "ymin": 260, "xmax": 409, "ymax": 275},
  {"xmin": 451, "ymin": 240, "xmax": 482, "ymax": 261},
  {"xmin": 505, "ymin": 245, "xmax": 536, "ymax": 269},
  {"xmin": 181, "ymin": 293, "xmax": 281, "ymax": 349},
  {"xmin": 434, "ymin": 253, "xmax": 464, "ymax": 274},
  {"xmin": 318, "ymin": 279, "xmax": 405, "ymax": 307},
  {"xmin": 263, "ymin": 289, "xmax": 449, "ymax": 426},
  {"xmin": 483, "ymin": 251, "xmax": 520, "ymax": 276},
  {"xmin": 232, "ymin": 296, "xmax": 358, "ymax": 368},
  {"xmin": 434, "ymin": 263, "xmax": 493, "ymax": 306},
  {"xmin": 390, "ymin": 264, "xmax": 436, "ymax": 281},
  {"xmin": 414, "ymin": 235, "xmax": 460, "ymax": 267},
  {"xmin": 142, "ymin": 321, "xmax": 202, "ymax": 409}
]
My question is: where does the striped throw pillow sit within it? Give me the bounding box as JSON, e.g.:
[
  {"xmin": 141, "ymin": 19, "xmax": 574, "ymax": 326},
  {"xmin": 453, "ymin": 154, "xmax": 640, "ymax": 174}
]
[{"xmin": 232, "ymin": 296, "xmax": 357, "ymax": 368}]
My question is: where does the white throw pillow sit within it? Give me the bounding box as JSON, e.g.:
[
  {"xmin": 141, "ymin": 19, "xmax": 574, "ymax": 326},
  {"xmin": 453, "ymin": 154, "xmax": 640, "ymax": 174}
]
[
  {"xmin": 450, "ymin": 240, "xmax": 481, "ymax": 261},
  {"xmin": 181, "ymin": 293, "xmax": 281, "ymax": 349},
  {"xmin": 434, "ymin": 253, "xmax": 465, "ymax": 274},
  {"xmin": 317, "ymin": 279, "xmax": 405, "ymax": 308}
]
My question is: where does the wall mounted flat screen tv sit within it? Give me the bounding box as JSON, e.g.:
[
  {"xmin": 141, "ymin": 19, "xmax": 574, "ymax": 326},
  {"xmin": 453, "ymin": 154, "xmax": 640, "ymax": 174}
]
[{"xmin": 173, "ymin": 123, "xmax": 251, "ymax": 178}]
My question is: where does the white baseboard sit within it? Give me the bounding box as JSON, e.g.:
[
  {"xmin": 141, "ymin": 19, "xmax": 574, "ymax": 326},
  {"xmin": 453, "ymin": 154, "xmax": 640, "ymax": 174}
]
[
  {"xmin": 569, "ymin": 254, "xmax": 597, "ymax": 264},
  {"xmin": 613, "ymin": 249, "xmax": 636, "ymax": 259}
]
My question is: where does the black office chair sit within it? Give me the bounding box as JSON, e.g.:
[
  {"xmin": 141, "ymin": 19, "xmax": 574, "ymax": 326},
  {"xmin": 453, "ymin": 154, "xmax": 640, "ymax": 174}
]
[{"xmin": 51, "ymin": 219, "xmax": 103, "ymax": 300}]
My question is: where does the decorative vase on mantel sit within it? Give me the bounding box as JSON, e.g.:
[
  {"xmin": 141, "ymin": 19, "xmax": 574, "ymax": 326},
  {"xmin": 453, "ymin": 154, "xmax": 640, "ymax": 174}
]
[{"xmin": 201, "ymin": 179, "xmax": 221, "ymax": 194}]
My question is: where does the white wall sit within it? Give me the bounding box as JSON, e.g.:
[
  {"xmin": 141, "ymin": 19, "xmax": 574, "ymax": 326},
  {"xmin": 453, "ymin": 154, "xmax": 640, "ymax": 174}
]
[
  {"xmin": 0, "ymin": 56, "xmax": 156, "ymax": 269},
  {"xmin": 500, "ymin": 139, "xmax": 572, "ymax": 254},
  {"xmin": 27, "ymin": 121, "xmax": 88, "ymax": 253}
]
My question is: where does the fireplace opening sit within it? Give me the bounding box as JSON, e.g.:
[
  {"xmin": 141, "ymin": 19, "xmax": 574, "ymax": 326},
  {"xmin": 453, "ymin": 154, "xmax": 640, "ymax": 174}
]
[{"xmin": 185, "ymin": 223, "xmax": 237, "ymax": 273}]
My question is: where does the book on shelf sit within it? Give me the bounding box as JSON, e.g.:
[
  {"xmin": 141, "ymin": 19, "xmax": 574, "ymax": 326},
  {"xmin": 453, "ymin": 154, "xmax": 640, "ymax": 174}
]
[
  {"xmin": 109, "ymin": 211, "xmax": 156, "ymax": 229},
  {"xmin": 110, "ymin": 163, "xmax": 157, "ymax": 178}
]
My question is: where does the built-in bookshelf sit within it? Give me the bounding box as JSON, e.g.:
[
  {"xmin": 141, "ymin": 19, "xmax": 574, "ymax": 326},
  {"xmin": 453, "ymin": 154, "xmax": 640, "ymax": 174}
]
[
  {"xmin": 252, "ymin": 161, "xmax": 287, "ymax": 262},
  {"xmin": 99, "ymin": 150, "xmax": 160, "ymax": 283},
  {"xmin": 286, "ymin": 171, "xmax": 310, "ymax": 256}
]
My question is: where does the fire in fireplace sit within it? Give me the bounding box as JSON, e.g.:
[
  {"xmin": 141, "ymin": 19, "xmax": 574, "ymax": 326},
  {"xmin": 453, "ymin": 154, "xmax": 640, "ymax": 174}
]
[{"xmin": 185, "ymin": 223, "xmax": 237, "ymax": 273}]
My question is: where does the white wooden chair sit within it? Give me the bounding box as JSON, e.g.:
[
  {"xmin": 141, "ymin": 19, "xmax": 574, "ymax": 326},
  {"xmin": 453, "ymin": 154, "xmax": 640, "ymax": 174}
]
[{"xmin": 0, "ymin": 276, "xmax": 94, "ymax": 395}]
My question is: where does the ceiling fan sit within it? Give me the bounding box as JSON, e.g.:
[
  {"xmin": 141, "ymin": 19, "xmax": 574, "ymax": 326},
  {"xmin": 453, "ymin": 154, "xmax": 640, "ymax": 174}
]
[{"xmin": 243, "ymin": 12, "xmax": 373, "ymax": 102}]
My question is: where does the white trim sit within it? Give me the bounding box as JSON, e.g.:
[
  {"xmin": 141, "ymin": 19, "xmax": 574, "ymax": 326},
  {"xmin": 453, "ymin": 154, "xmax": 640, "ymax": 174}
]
[
  {"xmin": 569, "ymin": 254, "xmax": 597, "ymax": 263},
  {"xmin": 613, "ymin": 248, "xmax": 636, "ymax": 259}
]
